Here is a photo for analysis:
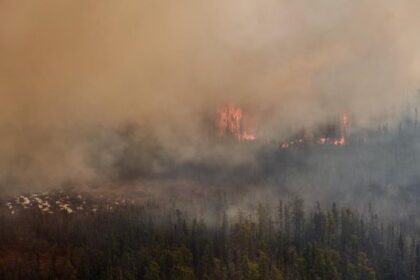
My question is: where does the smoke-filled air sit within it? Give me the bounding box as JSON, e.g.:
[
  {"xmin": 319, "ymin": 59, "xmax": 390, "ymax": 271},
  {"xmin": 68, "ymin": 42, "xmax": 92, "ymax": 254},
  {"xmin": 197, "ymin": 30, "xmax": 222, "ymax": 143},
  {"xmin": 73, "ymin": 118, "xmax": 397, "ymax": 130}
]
[{"xmin": 1, "ymin": 1, "xmax": 420, "ymax": 279}]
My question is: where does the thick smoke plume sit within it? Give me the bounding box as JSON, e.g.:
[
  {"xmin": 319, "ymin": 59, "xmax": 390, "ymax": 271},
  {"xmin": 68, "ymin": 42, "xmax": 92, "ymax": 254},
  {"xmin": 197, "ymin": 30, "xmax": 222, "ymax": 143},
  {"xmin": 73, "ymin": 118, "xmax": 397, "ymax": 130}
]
[{"xmin": 0, "ymin": 1, "xmax": 420, "ymax": 191}]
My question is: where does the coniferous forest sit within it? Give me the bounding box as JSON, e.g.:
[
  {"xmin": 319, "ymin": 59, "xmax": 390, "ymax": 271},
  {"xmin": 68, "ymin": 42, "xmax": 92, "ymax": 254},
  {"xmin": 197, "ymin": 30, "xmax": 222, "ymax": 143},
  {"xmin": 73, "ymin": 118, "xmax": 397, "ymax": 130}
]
[{"xmin": 0, "ymin": 197, "xmax": 418, "ymax": 280}]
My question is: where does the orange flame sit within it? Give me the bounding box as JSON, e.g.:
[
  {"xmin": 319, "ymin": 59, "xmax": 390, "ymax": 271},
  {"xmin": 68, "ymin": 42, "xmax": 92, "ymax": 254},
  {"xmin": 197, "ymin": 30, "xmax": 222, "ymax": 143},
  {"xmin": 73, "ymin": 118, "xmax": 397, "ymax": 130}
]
[
  {"xmin": 216, "ymin": 104, "xmax": 256, "ymax": 141},
  {"xmin": 280, "ymin": 112, "xmax": 349, "ymax": 148},
  {"xmin": 336, "ymin": 112, "xmax": 349, "ymax": 146}
]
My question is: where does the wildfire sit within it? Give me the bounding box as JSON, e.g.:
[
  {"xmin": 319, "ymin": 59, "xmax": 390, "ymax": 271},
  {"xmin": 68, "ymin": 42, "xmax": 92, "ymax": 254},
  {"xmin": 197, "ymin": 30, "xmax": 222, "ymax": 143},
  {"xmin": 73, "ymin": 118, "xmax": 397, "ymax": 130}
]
[
  {"xmin": 216, "ymin": 104, "xmax": 256, "ymax": 141},
  {"xmin": 280, "ymin": 112, "xmax": 349, "ymax": 149},
  {"xmin": 215, "ymin": 104, "xmax": 349, "ymax": 148},
  {"xmin": 339, "ymin": 112, "xmax": 349, "ymax": 144}
]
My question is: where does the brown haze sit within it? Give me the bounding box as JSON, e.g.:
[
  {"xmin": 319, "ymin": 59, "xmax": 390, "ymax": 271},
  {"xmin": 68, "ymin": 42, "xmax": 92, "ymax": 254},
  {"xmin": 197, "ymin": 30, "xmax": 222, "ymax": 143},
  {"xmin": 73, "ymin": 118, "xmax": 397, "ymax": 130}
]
[{"xmin": 0, "ymin": 0, "xmax": 420, "ymax": 191}]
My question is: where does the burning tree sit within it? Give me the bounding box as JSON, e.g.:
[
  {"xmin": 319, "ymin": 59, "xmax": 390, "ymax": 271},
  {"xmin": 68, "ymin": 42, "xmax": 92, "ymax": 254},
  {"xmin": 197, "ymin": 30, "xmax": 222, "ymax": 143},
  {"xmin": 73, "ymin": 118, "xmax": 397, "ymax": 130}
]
[{"xmin": 216, "ymin": 104, "xmax": 256, "ymax": 141}]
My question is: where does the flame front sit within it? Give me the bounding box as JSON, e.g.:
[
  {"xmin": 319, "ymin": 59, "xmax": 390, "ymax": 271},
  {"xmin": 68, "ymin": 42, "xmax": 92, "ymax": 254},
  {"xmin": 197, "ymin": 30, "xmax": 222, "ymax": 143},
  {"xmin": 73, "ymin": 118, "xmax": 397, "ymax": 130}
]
[
  {"xmin": 216, "ymin": 105, "xmax": 348, "ymax": 147},
  {"xmin": 280, "ymin": 112, "xmax": 350, "ymax": 148},
  {"xmin": 217, "ymin": 104, "xmax": 256, "ymax": 141}
]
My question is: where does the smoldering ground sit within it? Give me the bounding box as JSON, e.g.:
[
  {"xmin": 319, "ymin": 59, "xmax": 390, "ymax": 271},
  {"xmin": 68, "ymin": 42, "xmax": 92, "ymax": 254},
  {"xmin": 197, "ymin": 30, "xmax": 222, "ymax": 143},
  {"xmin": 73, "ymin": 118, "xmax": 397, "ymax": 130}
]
[{"xmin": 3, "ymin": 119, "xmax": 418, "ymax": 227}]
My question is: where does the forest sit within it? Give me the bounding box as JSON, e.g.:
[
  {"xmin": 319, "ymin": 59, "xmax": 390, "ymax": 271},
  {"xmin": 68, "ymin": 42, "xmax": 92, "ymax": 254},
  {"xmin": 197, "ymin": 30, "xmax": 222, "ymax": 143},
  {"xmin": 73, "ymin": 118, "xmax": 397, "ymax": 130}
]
[{"xmin": 0, "ymin": 197, "xmax": 418, "ymax": 280}]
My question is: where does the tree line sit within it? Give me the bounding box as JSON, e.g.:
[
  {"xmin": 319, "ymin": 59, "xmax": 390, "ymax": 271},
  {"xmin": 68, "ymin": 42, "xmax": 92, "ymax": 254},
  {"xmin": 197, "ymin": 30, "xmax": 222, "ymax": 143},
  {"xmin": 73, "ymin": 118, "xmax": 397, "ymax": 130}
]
[{"xmin": 0, "ymin": 198, "xmax": 419, "ymax": 279}]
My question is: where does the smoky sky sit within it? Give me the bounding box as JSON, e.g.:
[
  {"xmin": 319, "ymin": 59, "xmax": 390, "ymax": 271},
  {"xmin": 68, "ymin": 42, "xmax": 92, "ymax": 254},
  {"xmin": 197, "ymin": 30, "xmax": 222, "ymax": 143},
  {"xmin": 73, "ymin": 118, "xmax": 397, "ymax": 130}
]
[{"xmin": 1, "ymin": 1, "xmax": 420, "ymax": 190}]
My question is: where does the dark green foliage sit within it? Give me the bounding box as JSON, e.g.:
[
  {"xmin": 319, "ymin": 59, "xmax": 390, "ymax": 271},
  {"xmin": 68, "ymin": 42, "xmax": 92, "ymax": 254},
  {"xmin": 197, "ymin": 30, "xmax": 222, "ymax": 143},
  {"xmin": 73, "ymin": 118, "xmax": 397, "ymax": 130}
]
[{"xmin": 0, "ymin": 199, "xmax": 417, "ymax": 279}]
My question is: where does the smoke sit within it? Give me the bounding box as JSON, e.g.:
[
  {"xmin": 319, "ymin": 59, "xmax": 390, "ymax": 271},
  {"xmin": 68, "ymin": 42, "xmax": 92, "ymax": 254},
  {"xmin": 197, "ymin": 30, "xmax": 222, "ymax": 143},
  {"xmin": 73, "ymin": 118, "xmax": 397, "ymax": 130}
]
[{"xmin": 0, "ymin": 1, "xmax": 420, "ymax": 191}]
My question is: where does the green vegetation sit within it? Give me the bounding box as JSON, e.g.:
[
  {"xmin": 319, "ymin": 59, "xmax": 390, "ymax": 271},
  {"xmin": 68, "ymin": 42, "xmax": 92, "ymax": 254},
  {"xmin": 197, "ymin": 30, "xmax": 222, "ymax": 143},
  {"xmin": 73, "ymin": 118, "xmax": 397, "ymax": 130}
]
[{"xmin": 0, "ymin": 198, "xmax": 418, "ymax": 279}]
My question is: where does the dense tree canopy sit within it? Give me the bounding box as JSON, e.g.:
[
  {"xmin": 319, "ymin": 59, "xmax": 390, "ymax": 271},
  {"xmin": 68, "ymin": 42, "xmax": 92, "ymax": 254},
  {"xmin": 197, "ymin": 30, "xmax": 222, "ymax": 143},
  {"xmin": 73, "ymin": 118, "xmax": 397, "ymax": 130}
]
[{"xmin": 0, "ymin": 197, "xmax": 417, "ymax": 279}]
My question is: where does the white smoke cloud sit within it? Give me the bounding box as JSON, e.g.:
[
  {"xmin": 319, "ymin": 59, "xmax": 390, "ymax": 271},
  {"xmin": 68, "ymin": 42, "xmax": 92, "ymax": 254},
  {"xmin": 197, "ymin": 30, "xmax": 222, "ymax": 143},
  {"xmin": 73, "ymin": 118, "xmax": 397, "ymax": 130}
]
[{"xmin": 0, "ymin": 0, "xmax": 419, "ymax": 190}]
